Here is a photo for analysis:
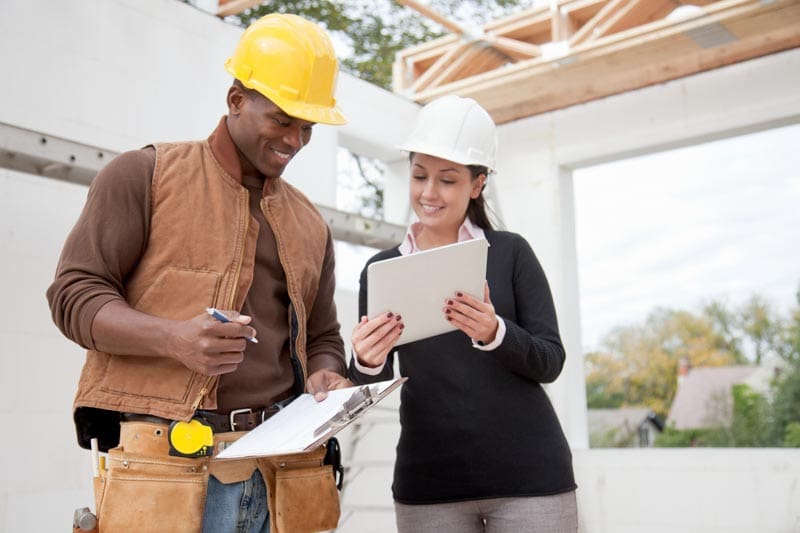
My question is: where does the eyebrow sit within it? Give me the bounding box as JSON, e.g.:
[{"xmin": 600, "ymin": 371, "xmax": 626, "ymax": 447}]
[{"xmin": 412, "ymin": 163, "xmax": 459, "ymax": 173}]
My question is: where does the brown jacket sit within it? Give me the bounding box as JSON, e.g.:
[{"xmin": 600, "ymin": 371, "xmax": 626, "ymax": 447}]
[{"xmin": 53, "ymin": 124, "xmax": 344, "ymax": 450}]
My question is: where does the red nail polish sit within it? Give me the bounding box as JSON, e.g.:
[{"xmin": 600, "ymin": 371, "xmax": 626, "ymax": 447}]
[
  {"xmin": 396, "ymin": 315, "xmax": 402, "ymax": 321},
  {"xmin": 456, "ymin": 292, "xmax": 463, "ymax": 297},
  {"xmin": 387, "ymin": 312, "xmax": 393, "ymax": 318},
  {"xmin": 445, "ymin": 308, "xmax": 451, "ymax": 314},
  {"xmin": 447, "ymin": 299, "xmax": 453, "ymax": 305},
  {"xmin": 445, "ymin": 316, "xmax": 451, "ymax": 321}
]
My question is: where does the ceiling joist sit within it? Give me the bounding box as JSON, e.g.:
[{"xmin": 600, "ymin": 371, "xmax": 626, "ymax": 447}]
[{"xmin": 393, "ymin": 0, "xmax": 800, "ymax": 124}]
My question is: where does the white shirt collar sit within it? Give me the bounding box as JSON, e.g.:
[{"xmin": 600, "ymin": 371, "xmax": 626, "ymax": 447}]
[{"xmin": 398, "ymin": 217, "xmax": 486, "ymax": 256}]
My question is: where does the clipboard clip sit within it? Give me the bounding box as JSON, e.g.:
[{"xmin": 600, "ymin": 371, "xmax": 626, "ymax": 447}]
[{"xmin": 314, "ymin": 385, "xmax": 378, "ymax": 437}]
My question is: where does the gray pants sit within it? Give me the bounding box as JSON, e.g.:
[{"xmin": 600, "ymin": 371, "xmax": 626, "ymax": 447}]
[{"xmin": 395, "ymin": 491, "xmax": 578, "ymax": 533}]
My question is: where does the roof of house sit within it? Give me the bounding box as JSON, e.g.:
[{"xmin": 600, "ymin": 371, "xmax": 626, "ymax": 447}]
[{"xmin": 667, "ymin": 366, "xmax": 758, "ymax": 430}]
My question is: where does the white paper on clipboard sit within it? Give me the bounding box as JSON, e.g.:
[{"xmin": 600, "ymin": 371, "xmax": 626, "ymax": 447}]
[
  {"xmin": 367, "ymin": 238, "xmax": 488, "ymax": 345},
  {"xmin": 215, "ymin": 378, "xmax": 406, "ymax": 459}
]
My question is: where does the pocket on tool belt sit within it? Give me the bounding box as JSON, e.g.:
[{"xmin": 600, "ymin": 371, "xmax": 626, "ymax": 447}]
[
  {"xmin": 258, "ymin": 443, "xmax": 342, "ymax": 533},
  {"xmin": 97, "ymin": 447, "xmax": 209, "ymax": 533},
  {"xmin": 275, "ymin": 464, "xmax": 340, "ymax": 533}
]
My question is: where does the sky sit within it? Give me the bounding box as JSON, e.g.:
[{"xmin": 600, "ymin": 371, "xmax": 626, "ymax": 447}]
[{"xmin": 573, "ymin": 123, "xmax": 800, "ymax": 351}]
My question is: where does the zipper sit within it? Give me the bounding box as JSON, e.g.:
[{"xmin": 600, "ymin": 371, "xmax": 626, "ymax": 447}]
[
  {"xmin": 190, "ymin": 189, "xmax": 249, "ymax": 414},
  {"xmin": 263, "ymin": 197, "xmax": 308, "ymax": 388}
]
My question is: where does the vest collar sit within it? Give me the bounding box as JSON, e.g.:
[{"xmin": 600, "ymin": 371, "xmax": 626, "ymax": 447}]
[{"xmin": 208, "ymin": 116, "xmax": 244, "ymax": 185}]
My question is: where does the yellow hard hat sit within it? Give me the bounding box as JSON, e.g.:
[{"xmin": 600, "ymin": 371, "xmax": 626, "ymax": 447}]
[{"xmin": 225, "ymin": 14, "xmax": 347, "ymax": 125}]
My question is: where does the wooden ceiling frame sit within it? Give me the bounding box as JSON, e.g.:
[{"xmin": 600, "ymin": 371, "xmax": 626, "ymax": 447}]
[{"xmin": 394, "ymin": 0, "xmax": 800, "ymax": 124}]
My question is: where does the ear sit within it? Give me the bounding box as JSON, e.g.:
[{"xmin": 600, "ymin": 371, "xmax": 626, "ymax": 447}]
[
  {"xmin": 470, "ymin": 173, "xmax": 486, "ymax": 199},
  {"xmin": 227, "ymin": 84, "xmax": 245, "ymax": 115}
]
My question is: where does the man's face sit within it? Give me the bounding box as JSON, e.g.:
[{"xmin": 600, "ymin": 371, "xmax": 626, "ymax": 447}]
[{"xmin": 227, "ymin": 84, "xmax": 315, "ymax": 179}]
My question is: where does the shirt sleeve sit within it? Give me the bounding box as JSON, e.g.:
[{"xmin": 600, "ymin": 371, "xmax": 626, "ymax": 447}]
[
  {"xmin": 46, "ymin": 148, "xmax": 155, "ymax": 350},
  {"xmin": 471, "ymin": 314, "xmax": 507, "ymax": 350},
  {"xmin": 305, "ymin": 229, "xmax": 347, "ymax": 377}
]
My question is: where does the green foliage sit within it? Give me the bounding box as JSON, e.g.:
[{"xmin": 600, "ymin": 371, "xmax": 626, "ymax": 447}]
[
  {"xmin": 784, "ymin": 422, "xmax": 800, "ymax": 447},
  {"xmin": 769, "ymin": 362, "xmax": 800, "ymax": 444},
  {"xmin": 590, "ymin": 426, "xmax": 637, "ymax": 448},
  {"xmin": 730, "ymin": 384, "xmax": 772, "ymax": 446},
  {"xmin": 654, "ymin": 426, "xmax": 727, "ymax": 447}
]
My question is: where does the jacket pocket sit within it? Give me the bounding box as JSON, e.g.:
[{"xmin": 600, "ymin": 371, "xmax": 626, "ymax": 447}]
[
  {"xmin": 132, "ymin": 267, "xmax": 221, "ymax": 319},
  {"xmin": 100, "ymin": 268, "xmax": 221, "ymax": 402}
]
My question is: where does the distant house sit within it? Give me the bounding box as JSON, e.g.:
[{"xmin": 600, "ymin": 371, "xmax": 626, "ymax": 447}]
[
  {"xmin": 588, "ymin": 407, "xmax": 664, "ymax": 448},
  {"xmin": 667, "ymin": 365, "xmax": 758, "ymax": 430}
]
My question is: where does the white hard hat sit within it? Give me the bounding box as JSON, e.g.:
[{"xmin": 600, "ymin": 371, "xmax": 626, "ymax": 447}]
[{"xmin": 398, "ymin": 95, "xmax": 497, "ymax": 171}]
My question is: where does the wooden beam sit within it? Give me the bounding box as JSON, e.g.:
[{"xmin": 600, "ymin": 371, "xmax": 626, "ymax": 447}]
[
  {"xmin": 216, "ymin": 0, "xmax": 266, "ymax": 17},
  {"xmin": 551, "ymin": 2, "xmax": 578, "ymax": 41},
  {"xmin": 483, "ymin": 34, "xmax": 541, "ymax": 59},
  {"xmin": 425, "ymin": 46, "xmax": 491, "ymax": 89},
  {"xmin": 408, "ymin": 42, "xmax": 471, "ymax": 93},
  {"xmin": 569, "ymin": 0, "xmax": 629, "ymax": 46},
  {"xmin": 410, "ymin": 0, "xmax": 800, "ymax": 124},
  {"xmin": 394, "ymin": 0, "xmax": 465, "ymax": 34}
]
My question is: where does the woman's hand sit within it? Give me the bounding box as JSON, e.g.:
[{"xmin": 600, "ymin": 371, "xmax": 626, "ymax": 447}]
[
  {"xmin": 351, "ymin": 312, "xmax": 404, "ymax": 368},
  {"xmin": 444, "ymin": 282, "xmax": 498, "ymax": 344}
]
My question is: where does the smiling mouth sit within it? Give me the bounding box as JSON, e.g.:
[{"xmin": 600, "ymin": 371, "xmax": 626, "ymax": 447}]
[
  {"xmin": 421, "ymin": 204, "xmax": 442, "ymax": 213},
  {"xmin": 271, "ymin": 147, "xmax": 292, "ymax": 162}
]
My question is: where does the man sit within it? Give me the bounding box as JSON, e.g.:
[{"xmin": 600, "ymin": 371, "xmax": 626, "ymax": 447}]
[{"xmin": 47, "ymin": 14, "xmax": 350, "ymax": 532}]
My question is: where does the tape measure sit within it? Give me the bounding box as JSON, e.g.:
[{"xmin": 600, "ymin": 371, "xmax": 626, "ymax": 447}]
[{"xmin": 168, "ymin": 418, "xmax": 214, "ymax": 458}]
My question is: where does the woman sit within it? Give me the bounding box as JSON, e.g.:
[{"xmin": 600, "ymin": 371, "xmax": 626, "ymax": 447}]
[{"xmin": 348, "ymin": 95, "xmax": 578, "ymax": 532}]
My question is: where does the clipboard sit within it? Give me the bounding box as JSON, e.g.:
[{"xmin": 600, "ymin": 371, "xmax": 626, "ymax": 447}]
[
  {"xmin": 368, "ymin": 238, "xmax": 489, "ymax": 345},
  {"xmin": 215, "ymin": 377, "xmax": 406, "ymax": 459}
]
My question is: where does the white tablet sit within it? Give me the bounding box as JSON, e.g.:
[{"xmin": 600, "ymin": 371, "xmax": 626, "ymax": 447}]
[{"xmin": 367, "ymin": 238, "xmax": 489, "ymax": 345}]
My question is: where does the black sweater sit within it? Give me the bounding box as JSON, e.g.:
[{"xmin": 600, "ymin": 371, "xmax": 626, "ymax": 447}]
[{"xmin": 348, "ymin": 229, "xmax": 576, "ymax": 504}]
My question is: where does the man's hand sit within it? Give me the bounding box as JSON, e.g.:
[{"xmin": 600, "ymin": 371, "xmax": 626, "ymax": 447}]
[
  {"xmin": 306, "ymin": 369, "xmax": 352, "ymax": 402},
  {"xmin": 166, "ymin": 310, "xmax": 257, "ymax": 376},
  {"xmin": 91, "ymin": 301, "xmax": 257, "ymax": 376}
]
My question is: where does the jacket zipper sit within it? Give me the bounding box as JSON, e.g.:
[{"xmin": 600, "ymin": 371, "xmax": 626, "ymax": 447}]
[
  {"xmin": 263, "ymin": 197, "xmax": 308, "ymax": 388},
  {"xmin": 190, "ymin": 189, "xmax": 250, "ymax": 414}
]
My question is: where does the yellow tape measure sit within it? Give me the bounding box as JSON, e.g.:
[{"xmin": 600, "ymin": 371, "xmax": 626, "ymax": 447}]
[{"xmin": 168, "ymin": 418, "xmax": 214, "ymax": 458}]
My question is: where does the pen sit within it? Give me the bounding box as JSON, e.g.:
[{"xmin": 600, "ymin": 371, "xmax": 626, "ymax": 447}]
[{"xmin": 206, "ymin": 307, "xmax": 259, "ymax": 343}]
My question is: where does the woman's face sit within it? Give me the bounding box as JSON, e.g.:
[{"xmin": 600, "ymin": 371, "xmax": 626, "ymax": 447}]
[{"xmin": 409, "ymin": 153, "xmax": 484, "ymax": 235}]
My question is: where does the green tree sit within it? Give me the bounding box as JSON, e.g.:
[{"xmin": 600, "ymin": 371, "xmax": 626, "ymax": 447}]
[{"xmin": 769, "ymin": 363, "xmax": 800, "ymax": 445}]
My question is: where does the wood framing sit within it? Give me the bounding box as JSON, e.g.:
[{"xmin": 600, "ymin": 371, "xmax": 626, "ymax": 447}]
[{"xmin": 394, "ymin": 0, "xmax": 800, "ymax": 124}]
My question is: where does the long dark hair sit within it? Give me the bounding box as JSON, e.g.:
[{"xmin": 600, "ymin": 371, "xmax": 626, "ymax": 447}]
[{"xmin": 466, "ymin": 164, "xmax": 493, "ymax": 230}]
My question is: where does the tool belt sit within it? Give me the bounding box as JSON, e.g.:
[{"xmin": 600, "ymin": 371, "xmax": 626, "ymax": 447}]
[{"xmin": 92, "ymin": 419, "xmax": 341, "ymax": 533}]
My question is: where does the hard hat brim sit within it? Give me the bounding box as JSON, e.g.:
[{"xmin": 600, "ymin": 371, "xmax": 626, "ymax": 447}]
[{"xmin": 397, "ymin": 141, "xmax": 494, "ymax": 171}]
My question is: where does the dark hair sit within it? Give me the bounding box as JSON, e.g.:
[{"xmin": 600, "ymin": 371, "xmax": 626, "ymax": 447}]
[
  {"xmin": 466, "ymin": 165, "xmax": 493, "ymax": 230},
  {"xmin": 232, "ymin": 79, "xmax": 258, "ymax": 100},
  {"xmin": 408, "ymin": 152, "xmax": 494, "ymax": 230}
]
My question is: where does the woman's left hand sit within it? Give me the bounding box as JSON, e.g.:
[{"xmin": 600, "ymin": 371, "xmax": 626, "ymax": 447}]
[{"xmin": 444, "ymin": 282, "xmax": 498, "ymax": 344}]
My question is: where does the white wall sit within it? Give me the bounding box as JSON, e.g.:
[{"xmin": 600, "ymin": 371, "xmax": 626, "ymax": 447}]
[{"xmin": 1, "ymin": 0, "xmax": 799, "ymax": 531}]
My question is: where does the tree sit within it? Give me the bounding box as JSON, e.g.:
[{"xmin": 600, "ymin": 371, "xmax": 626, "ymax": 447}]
[{"xmin": 584, "ymin": 307, "xmax": 740, "ymax": 417}]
